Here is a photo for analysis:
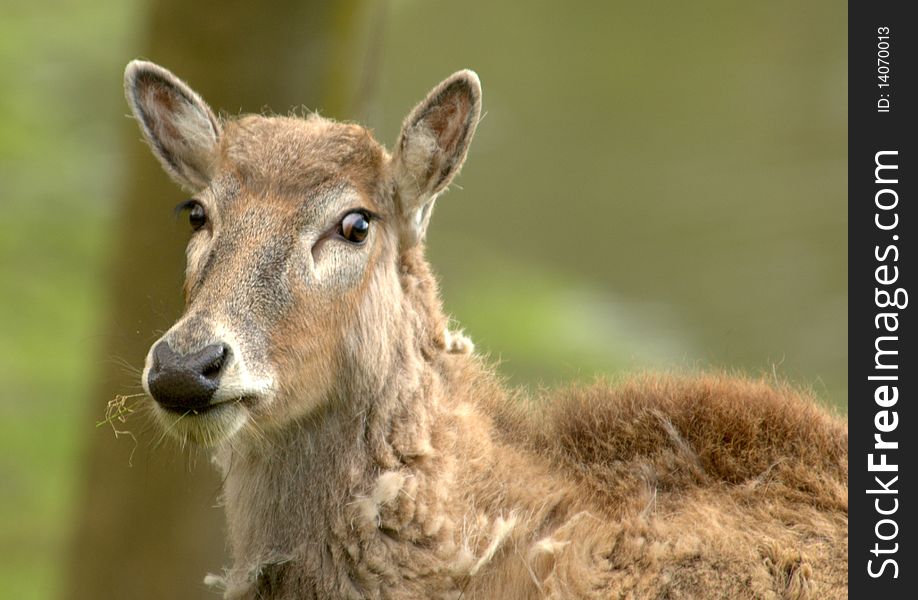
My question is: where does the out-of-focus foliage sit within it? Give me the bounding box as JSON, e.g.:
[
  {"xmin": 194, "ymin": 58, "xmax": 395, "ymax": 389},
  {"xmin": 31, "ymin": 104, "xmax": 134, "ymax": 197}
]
[
  {"xmin": 1, "ymin": 1, "xmax": 135, "ymax": 598},
  {"xmin": 0, "ymin": 0, "xmax": 845, "ymax": 597}
]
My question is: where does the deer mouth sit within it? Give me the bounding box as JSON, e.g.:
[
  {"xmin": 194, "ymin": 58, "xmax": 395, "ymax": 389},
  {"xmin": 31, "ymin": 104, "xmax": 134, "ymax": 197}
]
[
  {"xmin": 156, "ymin": 401, "xmax": 221, "ymax": 416},
  {"xmin": 151, "ymin": 395, "xmax": 254, "ymax": 446},
  {"xmin": 156, "ymin": 395, "xmax": 257, "ymax": 416}
]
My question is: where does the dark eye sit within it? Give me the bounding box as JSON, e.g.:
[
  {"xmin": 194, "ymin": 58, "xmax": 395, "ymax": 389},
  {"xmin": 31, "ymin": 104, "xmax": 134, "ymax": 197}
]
[
  {"xmin": 187, "ymin": 202, "xmax": 207, "ymax": 231},
  {"xmin": 339, "ymin": 211, "xmax": 370, "ymax": 244},
  {"xmin": 175, "ymin": 199, "xmax": 208, "ymax": 231}
]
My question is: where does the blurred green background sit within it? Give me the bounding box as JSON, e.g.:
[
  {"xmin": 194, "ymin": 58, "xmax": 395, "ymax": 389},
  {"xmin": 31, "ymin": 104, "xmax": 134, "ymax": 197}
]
[{"xmin": 0, "ymin": 0, "xmax": 846, "ymax": 598}]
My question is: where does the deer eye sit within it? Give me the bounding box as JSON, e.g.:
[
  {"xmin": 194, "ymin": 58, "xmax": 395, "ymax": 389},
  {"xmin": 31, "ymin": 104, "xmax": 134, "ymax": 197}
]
[
  {"xmin": 175, "ymin": 199, "xmax": 208, "ymax": 231},
  {"xmin": 188, "ymin": 202, "xmax": 207, "ymax": 231},
  {"xmin": 339, "ymin": 211, "xmax": 370, "ymax": 244}
]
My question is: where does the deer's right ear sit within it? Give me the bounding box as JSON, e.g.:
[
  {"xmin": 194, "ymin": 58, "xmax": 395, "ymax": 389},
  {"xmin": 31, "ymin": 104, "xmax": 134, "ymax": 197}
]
[{"xmin": 124, "ymin": 60, "xmax": 222, "ymax": 191}]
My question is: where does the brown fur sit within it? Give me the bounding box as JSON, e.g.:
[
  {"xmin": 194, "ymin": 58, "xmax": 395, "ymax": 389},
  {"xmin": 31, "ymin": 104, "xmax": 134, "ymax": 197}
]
[{"xmin": 124, "ymin": 61, "xmax": 848, "ymax": 599}]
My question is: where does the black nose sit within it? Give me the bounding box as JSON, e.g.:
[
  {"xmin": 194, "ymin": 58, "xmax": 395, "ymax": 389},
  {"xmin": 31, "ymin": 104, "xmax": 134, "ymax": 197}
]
[{"xmin": 147, "ymin": 342, "xmax": 229, "ymax": 411}]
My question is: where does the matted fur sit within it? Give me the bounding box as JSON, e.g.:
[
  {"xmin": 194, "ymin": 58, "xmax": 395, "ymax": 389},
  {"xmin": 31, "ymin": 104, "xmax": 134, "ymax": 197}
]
[{"xmin": 124, "ymin": 61, "xmax": 848, "ymax": 599}]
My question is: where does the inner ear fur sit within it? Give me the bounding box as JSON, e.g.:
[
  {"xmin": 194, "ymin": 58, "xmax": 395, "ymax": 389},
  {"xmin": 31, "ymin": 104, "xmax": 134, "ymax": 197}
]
[
  {"xmin": 393, "ymin": 70, "xmax": 482, "ymax": 238},
  {"xmin": 124, "ymin": 60, "xmax": 222, "ymax": 191}
]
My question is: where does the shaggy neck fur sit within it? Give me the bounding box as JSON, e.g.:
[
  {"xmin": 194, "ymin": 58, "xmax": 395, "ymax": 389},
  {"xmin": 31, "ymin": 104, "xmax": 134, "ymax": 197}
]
[{"xmin": 213, "ymin": 248, "xmax": 552, "ymax": 599}]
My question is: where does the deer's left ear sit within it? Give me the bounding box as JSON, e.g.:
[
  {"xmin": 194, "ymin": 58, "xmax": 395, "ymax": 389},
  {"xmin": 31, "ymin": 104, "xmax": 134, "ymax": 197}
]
[{"xmin": 392, "ymin": 70, "xmax": 482, "ymax": 247}]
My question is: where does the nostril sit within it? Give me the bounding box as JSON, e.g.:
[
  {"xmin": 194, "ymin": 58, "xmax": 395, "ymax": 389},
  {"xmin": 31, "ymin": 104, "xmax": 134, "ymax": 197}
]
[
  {"xmin": 152, "ymin": 340, "xmax": 175, "ymax": 371},
  {"xmin": 200, "ymin": 343, "xmax": 229, "ymax": 379}
]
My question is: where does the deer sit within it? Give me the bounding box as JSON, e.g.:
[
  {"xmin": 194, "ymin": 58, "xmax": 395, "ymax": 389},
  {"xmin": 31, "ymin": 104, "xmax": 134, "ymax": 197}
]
[{"xmin": 124, "ymin": 60, "xmax": 848, "ymax": 599}]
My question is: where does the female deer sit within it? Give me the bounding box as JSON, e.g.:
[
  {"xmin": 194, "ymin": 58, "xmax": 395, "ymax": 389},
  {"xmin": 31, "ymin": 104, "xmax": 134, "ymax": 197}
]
[{"xmin": 125, "ymin": 60, "xmax": 847, "ymax": 599}]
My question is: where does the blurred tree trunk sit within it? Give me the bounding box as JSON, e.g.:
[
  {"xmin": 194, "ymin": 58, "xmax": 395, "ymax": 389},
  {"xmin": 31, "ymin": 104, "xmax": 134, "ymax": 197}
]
[{"xmin": 66, "ymin": 2, "xmax": 382, "ymax": 598}]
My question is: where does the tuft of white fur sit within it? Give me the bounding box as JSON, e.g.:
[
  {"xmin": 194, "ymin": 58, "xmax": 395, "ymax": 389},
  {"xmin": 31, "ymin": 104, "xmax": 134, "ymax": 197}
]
[
  {"xmin": 530, "ymin": 536, "xmax": 570, "ymax": 557},
  {"xmin": 353, "ymin": 471, "xmax": 408, "ymax": 527},
  {"xmin": 203, "ymin": 572, "xmax": 226, "ymax": 589},
  {"xmin": 450, "ymin": 545, "xmax": 476, "ymax": 576},
  {"xmin": 453, "ymin": 403, "xmax": 474, "ymax": 418},
  {"xmin": 443, "ymin": 327, "xmax": 474, "ymax": 354},
  {"xmin": 468, "ymin": 513, "xmax": 519, "ymax": 576},
  {"xmin": 373, "ymin": 471, "xmax": 407, "ymax": 506}
]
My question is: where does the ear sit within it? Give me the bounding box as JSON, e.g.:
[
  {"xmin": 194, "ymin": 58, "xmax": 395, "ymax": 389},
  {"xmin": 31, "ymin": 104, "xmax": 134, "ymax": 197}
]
[
  {"xmin": 124, "ymin": 60, "xmax": 222, "ymax": 191},
  {"xmin": 392, "ymin": 70, "xmax": 482, "ymax": 247}
]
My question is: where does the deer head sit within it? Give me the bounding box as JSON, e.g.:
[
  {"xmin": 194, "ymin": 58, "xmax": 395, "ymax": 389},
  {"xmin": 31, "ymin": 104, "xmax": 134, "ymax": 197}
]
[{"xmin": 125, "ymin": 61, "xmax": 481, "ymax": 446}]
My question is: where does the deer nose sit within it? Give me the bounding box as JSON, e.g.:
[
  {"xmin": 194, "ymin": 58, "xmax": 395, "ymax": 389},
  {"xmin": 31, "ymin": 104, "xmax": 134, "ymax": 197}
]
[{"xmin": 147, "ymin": 341, "xmax": 230, "ymax": 411}]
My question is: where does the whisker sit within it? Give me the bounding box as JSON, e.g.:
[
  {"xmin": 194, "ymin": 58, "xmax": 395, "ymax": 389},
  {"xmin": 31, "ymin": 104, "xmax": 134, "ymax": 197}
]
[
  {"xmin": 108, "ymin": 355, "xmax": 145, "ymax": 378},
  {"xmin": 152, "ymin": 410, "xmax": 190, "ymax": 451}
]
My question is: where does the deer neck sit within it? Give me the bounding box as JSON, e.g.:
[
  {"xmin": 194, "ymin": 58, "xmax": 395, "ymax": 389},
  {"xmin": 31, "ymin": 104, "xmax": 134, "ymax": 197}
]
[{"xmin": 214, "ymin": 248, "xmax": 485, "ymax": 590}]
